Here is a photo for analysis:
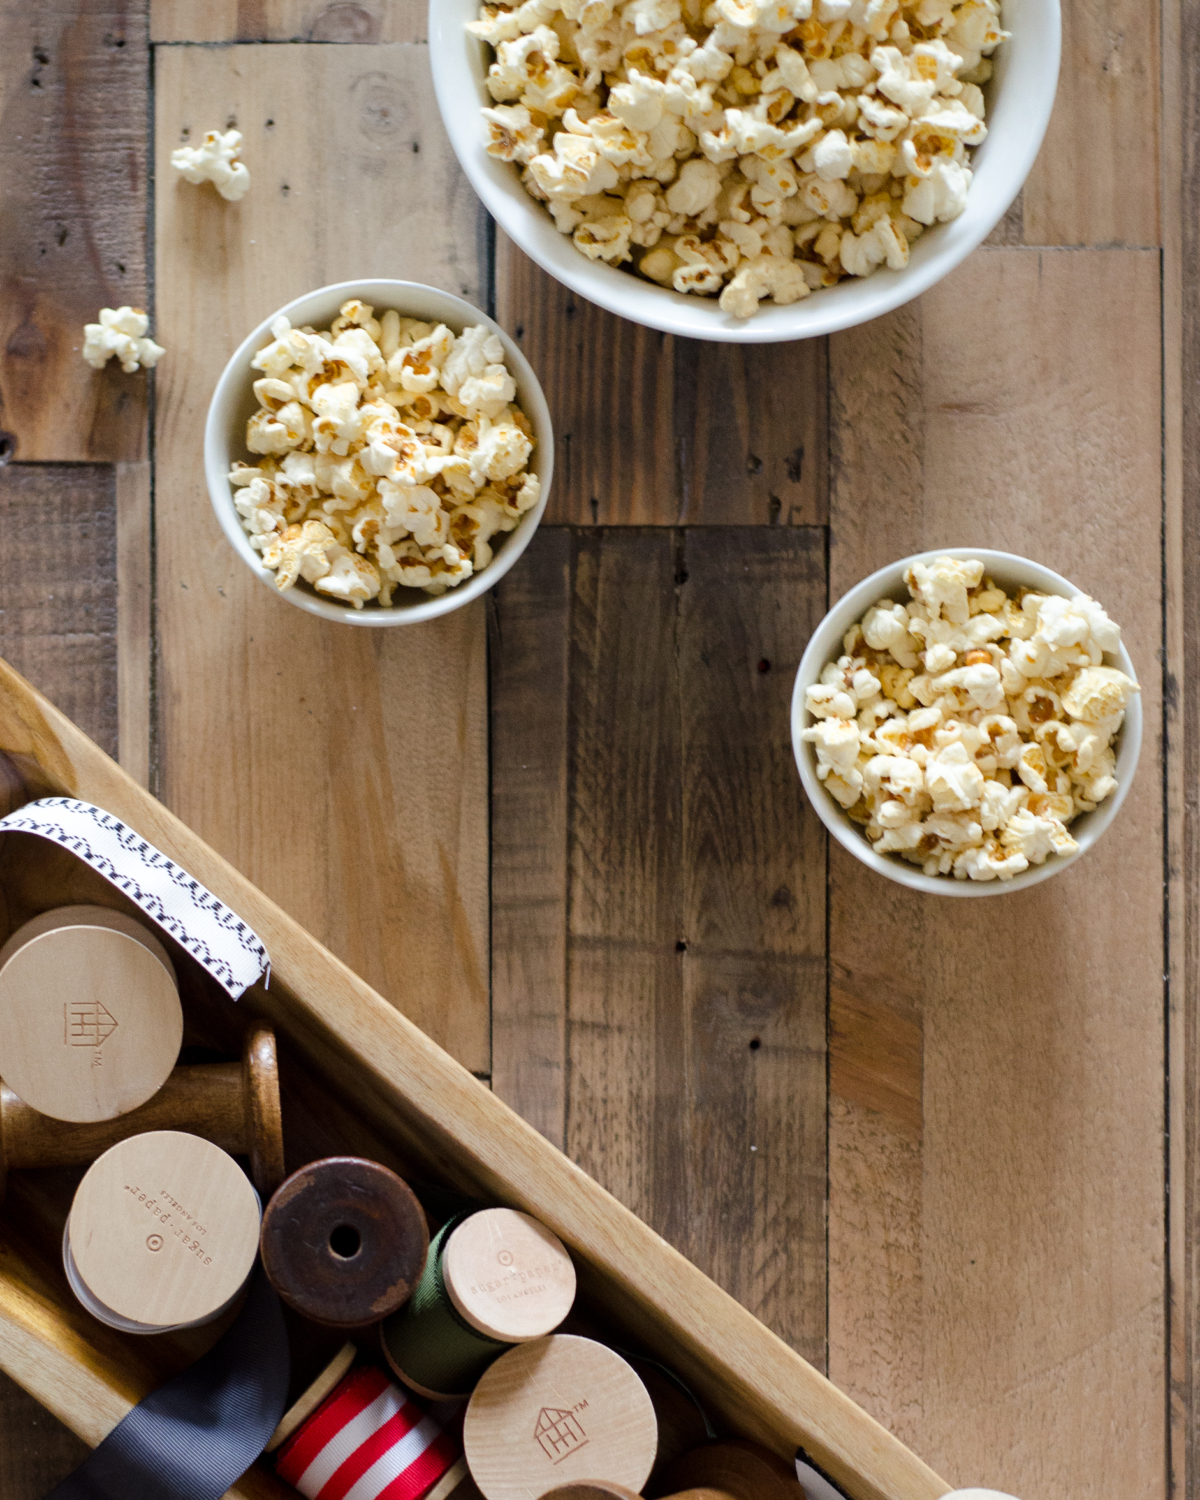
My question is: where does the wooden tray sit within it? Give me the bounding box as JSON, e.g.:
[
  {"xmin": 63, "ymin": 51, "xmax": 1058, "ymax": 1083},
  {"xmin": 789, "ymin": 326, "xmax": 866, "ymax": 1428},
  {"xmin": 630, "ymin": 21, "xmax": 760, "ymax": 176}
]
[{"xmin": 0, "ymin": 654, "xmax": 949, "ymax": 1500}]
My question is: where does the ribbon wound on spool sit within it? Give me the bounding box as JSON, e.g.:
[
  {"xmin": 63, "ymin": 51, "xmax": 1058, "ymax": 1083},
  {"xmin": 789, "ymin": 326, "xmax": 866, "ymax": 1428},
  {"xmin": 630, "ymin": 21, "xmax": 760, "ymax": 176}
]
[
  {"xmin": 0, "ymin": 799, "xmax": 268, "ymax": 998},
  {"xmin": 382, "ymin": 1214, "xmax": 511, "ymax": 1398},
  {"xmin": 276, "ymin": 1365, "xmax": 459, "ymax": 1500},
  {"xmin": 44, "ymin": 1264, "xmax": 289, "ymax": 1500}
]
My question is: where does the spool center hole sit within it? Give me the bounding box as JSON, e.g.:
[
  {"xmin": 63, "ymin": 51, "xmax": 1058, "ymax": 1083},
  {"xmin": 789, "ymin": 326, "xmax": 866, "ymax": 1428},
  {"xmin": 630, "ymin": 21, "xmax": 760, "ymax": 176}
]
[{"xmin": 329, "ymin": 1223, "xmax": 361, "ymax": 1259}]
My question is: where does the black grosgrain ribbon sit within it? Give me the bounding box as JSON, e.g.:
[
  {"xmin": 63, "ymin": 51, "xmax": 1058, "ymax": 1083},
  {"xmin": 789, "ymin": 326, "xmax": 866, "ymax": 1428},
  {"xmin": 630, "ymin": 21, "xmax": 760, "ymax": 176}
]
[{"xmin": 45, "ymin": 1266, "xmax": 289, "ymax": 1500}]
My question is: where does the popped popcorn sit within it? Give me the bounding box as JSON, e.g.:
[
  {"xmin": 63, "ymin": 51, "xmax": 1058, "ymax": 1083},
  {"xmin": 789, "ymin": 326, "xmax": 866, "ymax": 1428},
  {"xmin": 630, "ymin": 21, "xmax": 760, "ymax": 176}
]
[
  {"xmin": 230, "ymin": 301, "xmax": 540, "ymax": 608},
  {"xmin": 469, "ymin": 0, "xmax": 1006, "ymax": 317},
  {"xmin": 170, "ymin": 128, "xmax": 251, "ymax": 201},
  {"xmin": 801, "ymin": 558, "xmax": 1139, "ymax": 882},
  {"xmin": 82, "ymin": 306, "xmax": 165, "ymax": 373}
]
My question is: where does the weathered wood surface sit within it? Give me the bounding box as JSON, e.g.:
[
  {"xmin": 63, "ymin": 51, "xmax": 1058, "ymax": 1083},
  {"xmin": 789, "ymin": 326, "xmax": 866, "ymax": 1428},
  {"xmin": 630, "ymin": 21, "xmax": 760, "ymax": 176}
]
[
  {"xmin": 0, "ymin": 0, "xmax": 1191, "ymax": 1496},
  {"xmin": 150, "ymin": 0, "xmax": 425, "ymax": 43},
  {"xmin": 0, "ymin": 465, "xmax": 118, "ymax": 761},
  {"xmin": 496, "ymin": 240, "xmax": 828, "ymax": 528},
  {"xmin": 492, "ymin": 527, "xmax": 828, "ymax": 1361},
  {"xmin": 0, "ymin": 0, "xmax": 150, "ymax": 463},
  {"xmin": 152, "ymin": 39, "xmax": 490, "ymax": 1068}
]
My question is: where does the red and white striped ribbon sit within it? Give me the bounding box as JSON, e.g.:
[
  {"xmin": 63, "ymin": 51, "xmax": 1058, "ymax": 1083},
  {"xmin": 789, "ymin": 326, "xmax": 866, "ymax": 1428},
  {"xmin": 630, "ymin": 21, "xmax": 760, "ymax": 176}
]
[{"xmin": 276, "ymin": 1366, "xmax": 459, "ymax": 1500}]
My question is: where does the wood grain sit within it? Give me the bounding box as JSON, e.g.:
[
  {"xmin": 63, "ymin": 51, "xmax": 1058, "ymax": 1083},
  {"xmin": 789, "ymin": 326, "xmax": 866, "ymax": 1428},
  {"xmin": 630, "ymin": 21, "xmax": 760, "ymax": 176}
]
[
  {"xmin": 827, "ymin": 246, "xmax": 1165, "ymax": 1498},
  {"xmin": 0, "ymin": 465, "xmax": 118, "ymax": 759},
  {"xmin": 463, "ymin": 1336, "xmax": 658, "ymax": 1500},
  {"xmin": 115, "ymin": 461, "xmax": 151, "ymax": 789},
  {"xmin": 0, "ymin": 906, "xmax": 181, "ymax": 1125},
  {"xmin": 0, "ymin": 0, "xmax": 149, "ymax": 462},
  {"xmin": 150, "ymin": 0, "xmax": 425, "ymax": 43},
  {"xmin": 489, "ymin": 529, "xmax": 571, "ymax": 1147},
  {"xmin": 495, "ymin": 241, "xmax": 827, "ymax": 526},
  {"xmin": 1022, "ymin": 0, "xmax": 1162, "ymax": 248},
  {"xmin": 153, "ymin": 42, "xmax": 490, "ymax": 1068},
  {"xmin": 561, "ymin": 527, "xmax": 827, "ymax": 1363}
]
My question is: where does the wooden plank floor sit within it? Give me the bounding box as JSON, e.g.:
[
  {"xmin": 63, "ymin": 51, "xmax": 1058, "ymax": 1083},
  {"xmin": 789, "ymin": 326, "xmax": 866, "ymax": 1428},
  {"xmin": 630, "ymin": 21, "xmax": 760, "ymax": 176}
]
[{"xmin": 0, "ymin": 2, "xmax": 1191, "ymax": 1497}]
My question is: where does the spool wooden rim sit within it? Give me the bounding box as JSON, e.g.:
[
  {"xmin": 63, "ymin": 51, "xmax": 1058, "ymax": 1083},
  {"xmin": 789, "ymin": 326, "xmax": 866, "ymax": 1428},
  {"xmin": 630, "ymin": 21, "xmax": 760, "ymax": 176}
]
[
  {"xmin": 260, "ymin": 1157, "xmax": 429, "ymax": 1328},
  {"xmin": 539, "ymin": 1486, "xmax": 639, "ymax": 1500},
  {"xmin": 463, "ymin": 1335, "xmax": 657, "ymax": 1500},
  {"xmin": 0, "ymin": 905, "xmax": 181, "ymax": 1123},
  {"xmin": 68, "ymin": 1130, "xmax": 260, "ymax": 1329},
  {"xmin": 266, "ymin": 1342, "xmax": 357, "ymax": 1453},
  {"xmin": 443, "ymin": 1208, "xmax": 576, "ymax": 1343},
  {"xmin": 655, "ymin": 1439, "xmax": 805, "ymax": 1500}
]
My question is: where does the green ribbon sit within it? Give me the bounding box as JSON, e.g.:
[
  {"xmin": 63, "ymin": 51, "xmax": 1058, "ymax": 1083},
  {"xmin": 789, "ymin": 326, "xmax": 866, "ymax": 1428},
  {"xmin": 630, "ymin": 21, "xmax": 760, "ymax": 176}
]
[{"xmin": 381, "ymin": 1214, "xmax": 512, "ymax": 1398}]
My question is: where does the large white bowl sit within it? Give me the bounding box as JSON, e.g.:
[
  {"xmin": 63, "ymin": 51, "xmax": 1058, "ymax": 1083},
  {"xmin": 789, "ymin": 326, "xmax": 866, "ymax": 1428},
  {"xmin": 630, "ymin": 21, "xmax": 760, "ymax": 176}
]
[
  {"xmin": 431, "ymin": 0, "xmax": 1061, "ymax": 344},
  {"xmin": 791, "ymin": 549, "xmax": 1142, "ymax": 896},
  {"xmin": 206, "ymin": 279, "xmax": 554, "ymax": 627}
]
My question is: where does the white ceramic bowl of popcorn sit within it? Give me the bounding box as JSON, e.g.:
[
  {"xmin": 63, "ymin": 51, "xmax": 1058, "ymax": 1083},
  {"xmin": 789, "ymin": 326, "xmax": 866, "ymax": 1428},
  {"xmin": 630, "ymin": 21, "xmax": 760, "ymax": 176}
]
[
  {"xmin": 206, "ymin": 279, "xmax": 553, "ymax": 625},
  {"xmin": 791, "ymin": 548, "xmax": 1142, "ymax": 896},
  {"xmin": 431, "ymin": 0, "xmax": 1060, "ymax": 344}
]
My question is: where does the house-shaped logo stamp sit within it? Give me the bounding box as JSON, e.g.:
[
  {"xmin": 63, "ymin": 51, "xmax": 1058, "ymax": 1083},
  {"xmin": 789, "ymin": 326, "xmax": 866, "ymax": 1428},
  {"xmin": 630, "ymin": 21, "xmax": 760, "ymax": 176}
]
[
  {"xmin": 64, "ymin": 998, "xmax": 118, "ymax": 1049},
  {"xmin": 534, "ymin": 1406, "xmax": 588, "ymax": 1465}
]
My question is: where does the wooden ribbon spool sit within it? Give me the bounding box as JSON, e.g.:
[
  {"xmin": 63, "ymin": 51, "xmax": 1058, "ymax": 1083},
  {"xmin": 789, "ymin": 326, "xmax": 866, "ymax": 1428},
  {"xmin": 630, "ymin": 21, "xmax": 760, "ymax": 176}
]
[
  {"xmin": 65, "ymin": 1129, "xmax": 262, "ymax": 1334},
  {"xmin": 463, "ymin": 1335, "xmax": 658, "ymax": 1500},
  {"xmin": 541, "ymin": 1439, "xmax": 806, "ymax": 1498},
  {"xmin": 260, "ymin": 1157, "xmax": 429, "ymax": 1328},
  {"xmin": 0, "ymin": 1021, "xmax": 284, "ymax": 1202},
  {"xmin": 383, "ymin": 1207, "xmax": 577, "ymax": 1400},
  {"xmin": 0, "ymin": 905, "xmax": 183, "ymax": 1124}
]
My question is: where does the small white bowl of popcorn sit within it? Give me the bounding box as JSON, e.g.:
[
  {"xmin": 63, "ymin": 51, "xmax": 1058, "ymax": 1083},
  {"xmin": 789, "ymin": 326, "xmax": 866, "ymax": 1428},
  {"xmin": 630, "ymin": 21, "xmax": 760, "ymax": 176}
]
[
  {"xmin": 206, "ymin": 279, "xmax": 553, "ymax": 624},
  {"xmin": 432, "ymin": 0, "xmax": 1060, "ymax": 341},
  {"xmin": 791, "ymin": 550, "xmax": 1142, "ymax": 894}
]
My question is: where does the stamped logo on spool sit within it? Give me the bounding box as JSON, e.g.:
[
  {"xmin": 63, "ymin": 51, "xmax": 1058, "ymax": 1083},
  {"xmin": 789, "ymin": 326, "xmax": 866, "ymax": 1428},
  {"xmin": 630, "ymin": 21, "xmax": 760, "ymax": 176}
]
[
  {"xmin": 534, "ymin": 1404, "xmax": 589, "ymax": 1464},
  {"xmin": 464, "ymin": 1335, "xmax": 657, "ymax": 1500},
  {"xmin": 70, "ymin": 1131, "xmax": 261, "ymax": 1329},
  {"xmin": 64, "ymin": 997, "xmax": 118, "ymax": 1068}
]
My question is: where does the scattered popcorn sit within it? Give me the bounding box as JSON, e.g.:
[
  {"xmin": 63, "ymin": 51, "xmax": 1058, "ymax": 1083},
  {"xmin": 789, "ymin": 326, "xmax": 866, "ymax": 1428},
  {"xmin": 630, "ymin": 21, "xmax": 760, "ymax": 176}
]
[
  {"xmin": 230, "ymin": 301, "xmax": 540, "ymax": 608},
  {"xmin": 801, "ymin": 558, "xmax": 1139, "ymax": 882},
  {"xmin": 82, "ymin": 307, "xmax": 166, "ymax": 373},
  {"xmin": 469, "ymin": 0, "xmax": 1006, "ymax": 318},
  {"xmin": 171, "ymin": 128, "xmax": 251, "ymax": 201}
]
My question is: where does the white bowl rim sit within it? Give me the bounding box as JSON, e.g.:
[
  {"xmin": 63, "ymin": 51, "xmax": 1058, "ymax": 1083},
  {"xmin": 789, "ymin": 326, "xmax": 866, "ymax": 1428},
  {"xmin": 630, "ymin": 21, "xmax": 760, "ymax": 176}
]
[
  {"xmin": 429, "ymin": 0, "xmax": 1062, "ymax": 345},
  {"xmin": 204, "ymin": 277, "xmax": 554, "ymax": 627},
  {"xmin": 790, "ymin": 546, "xmax": 1144, "ymax": 897}
]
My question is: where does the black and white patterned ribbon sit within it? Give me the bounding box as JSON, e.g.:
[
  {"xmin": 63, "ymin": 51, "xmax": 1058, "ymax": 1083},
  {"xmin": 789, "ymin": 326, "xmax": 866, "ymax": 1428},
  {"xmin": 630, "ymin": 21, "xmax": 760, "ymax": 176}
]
[{"xmin": 0, "ymin": 798, "xmax": 268, "ymax": 998}]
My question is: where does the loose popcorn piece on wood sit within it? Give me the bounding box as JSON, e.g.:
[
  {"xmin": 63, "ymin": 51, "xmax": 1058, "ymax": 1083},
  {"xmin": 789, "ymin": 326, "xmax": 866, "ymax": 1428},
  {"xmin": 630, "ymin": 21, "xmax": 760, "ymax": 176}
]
[
  {"xmin": 468, "ymin": 0, "xmax": 1007, "ymax": 318},
  {"xmin": 82, "ymin": 306, "xmax": 166, "ymax": 373},
  {"xmin": 171, "ymin": 127, "xmax": 251, "ymax": 201},
  {"xmin": 801, "ymin": 558, "xmax": 1139, "ymax": 882},
  {"xmin": 231, "ymin": 301, "xmax": 540, "ymax": 609}
]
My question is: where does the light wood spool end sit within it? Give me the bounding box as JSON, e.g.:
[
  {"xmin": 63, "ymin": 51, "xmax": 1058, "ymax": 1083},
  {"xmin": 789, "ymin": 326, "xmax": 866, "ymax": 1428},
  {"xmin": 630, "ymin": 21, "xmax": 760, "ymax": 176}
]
[
  {"xmin": 69, "ymin": 1129, "xmax": 260, "ymax": 1329},
  {"xmin": 0, "ymin": 905, "xmax": 181, "ymax": 1124},
  {"xmin": 464, "ymin": 1335, "xmax": 657, "ymax": 1500},
  {"xmin": 445, "ymin": 1208, "xmax": 576, "ymax": 1343}
]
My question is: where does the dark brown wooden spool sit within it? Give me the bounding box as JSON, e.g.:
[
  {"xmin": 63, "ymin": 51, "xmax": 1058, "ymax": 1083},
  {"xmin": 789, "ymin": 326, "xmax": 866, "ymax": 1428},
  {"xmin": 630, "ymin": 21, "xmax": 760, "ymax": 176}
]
[
  {"xmin": 0, "ymin": 1021, "xmax": 284, "ymax": 1201},
  {"xmin": 260, "ymin": 1156, "xmax": 429, "ymax": 1329}
]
